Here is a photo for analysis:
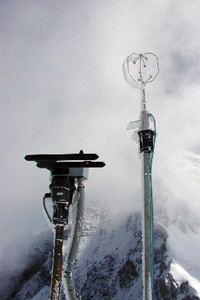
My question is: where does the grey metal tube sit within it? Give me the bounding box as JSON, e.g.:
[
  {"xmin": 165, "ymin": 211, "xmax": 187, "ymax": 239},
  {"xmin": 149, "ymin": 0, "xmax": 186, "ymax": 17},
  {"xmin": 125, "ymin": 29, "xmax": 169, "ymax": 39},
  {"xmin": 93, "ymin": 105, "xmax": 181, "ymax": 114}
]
[
  {"xmin": 143, "ymin": 152, "xmax": 153, "ymax": 300},
  {"xmin": 141, "ymin": 107, "xmax": 153, "ymax": 300},
  {"xmin": 51, "ymin": 225, "xmax": 64, "ymax": 300},
  {"xmin": 64, "ymin": 178, "xmax": 85, "ymax": 300}
]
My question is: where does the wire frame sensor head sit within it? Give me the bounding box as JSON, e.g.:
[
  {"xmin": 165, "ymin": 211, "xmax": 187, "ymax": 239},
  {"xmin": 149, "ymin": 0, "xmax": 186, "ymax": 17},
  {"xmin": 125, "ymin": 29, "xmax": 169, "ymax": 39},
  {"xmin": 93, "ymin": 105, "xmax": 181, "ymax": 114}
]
[{"xmin": 123, "ymin": 52, "xmax": 159, "ymax": 89}]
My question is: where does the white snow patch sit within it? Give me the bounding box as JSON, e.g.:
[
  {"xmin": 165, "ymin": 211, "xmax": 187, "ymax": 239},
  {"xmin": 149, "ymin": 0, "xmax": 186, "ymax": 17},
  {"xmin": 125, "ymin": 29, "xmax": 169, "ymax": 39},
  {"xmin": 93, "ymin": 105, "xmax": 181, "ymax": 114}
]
[
  {"xmin": 154, "ymin": 148, "xmax": 200, "ymax": 284},
  {"xmin": 171, "ymin": 262, "xmax": 200, "ymax": 297},
  {"xmin": 167, "ymin": 224, "xmax": 200, "ymax": 282}
]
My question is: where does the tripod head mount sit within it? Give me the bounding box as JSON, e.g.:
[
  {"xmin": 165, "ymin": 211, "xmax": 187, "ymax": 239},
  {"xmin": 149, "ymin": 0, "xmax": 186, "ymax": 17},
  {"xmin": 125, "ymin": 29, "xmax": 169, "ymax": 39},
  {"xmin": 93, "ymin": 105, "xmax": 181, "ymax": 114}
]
[
  {"xmin": 25, "ymin": 150, "xmax": 105, "ymax": 179},
  {"xmin": 25, "ymin": 150, "xmax": 106, "ymax": 225}
]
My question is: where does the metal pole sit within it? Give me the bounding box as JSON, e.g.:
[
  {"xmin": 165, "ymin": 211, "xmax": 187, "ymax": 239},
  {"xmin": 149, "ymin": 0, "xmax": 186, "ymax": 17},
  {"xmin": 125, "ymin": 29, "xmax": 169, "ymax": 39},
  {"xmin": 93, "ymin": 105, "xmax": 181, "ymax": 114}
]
[
  {"xmin": 51, "ymin": 225, "xmax": 64, "ymax": 300},
  {"xmin": 123, "ymin": 52, "xmax": 159, "ymax": 300},
  {"xmin": 143, "ymin": 149, "xmax": 153, "ymax": 300},
  {"xmin": 141, "ymin": 91, "xmax": 154, "ymax": 300},
  {"xmin": 50, "ymin": 176, "xmax": 75, "ymax": 300},
  {"xmin": 65, "ymin": 178, "xmax": 85, "ymax": 300}
]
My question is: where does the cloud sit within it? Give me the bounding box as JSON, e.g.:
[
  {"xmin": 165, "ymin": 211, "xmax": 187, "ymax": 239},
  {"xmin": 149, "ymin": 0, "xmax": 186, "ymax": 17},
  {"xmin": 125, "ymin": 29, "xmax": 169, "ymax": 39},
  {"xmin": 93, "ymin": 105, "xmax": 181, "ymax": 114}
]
[{"xmin": 1, "ymin": 0, "xmax": 200, "ymax": 277}]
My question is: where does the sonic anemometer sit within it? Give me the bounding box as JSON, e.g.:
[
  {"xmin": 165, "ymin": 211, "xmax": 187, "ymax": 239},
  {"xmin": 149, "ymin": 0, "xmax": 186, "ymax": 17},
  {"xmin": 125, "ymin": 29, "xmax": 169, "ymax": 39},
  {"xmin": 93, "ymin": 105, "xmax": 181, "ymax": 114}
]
[
  {"xmin": 123, "ymin": 52, "xmax": 159, "ymax": 300},
  {"xmin": 123, "ymin": 52, "xmax": 159, "ymax": 88}
]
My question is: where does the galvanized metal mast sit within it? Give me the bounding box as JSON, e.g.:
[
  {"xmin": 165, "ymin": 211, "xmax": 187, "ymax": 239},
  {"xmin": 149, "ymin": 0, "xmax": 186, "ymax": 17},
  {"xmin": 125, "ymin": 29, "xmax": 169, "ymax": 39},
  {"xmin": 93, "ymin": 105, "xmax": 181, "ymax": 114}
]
[
  {"xmin": 140, "ymin": 88, "xmax": 154, "ymax": 300},
  {"xmin": 123, "ymin": 53, "xmax": 159, "ymax": 300}
]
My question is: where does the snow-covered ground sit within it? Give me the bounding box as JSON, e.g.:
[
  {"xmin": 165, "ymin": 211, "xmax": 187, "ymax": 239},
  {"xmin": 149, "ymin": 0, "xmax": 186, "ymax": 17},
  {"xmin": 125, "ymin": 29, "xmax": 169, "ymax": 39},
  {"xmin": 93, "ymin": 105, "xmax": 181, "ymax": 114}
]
[
  {"xmin": 154, "ymin": 147, "xmax": 200, "ymax": 298},
  {"xmin": 171, "ymin": 262, "xmax": 200, "ymax": 297}
]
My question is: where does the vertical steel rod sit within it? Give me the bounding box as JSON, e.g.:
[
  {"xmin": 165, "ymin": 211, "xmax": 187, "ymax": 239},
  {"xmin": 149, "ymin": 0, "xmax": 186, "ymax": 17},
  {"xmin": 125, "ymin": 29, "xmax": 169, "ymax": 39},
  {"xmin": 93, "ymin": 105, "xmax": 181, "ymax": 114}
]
[
  {"xmin": 143, "ymin": 151, "xmax": 153, "ymax": 300},
  {"xmin": 141, "ymin": 92, "xmax": 153, "ymax": 300},
  {"xmin": 51, "ymin": 225, "xmax": 64, "ymax": 300},
  {"xmin": 65, "ymin": 178, "xmax": 85, "ymax": 300},
  {"xmin": 123, "ymin": 52, "xmax": 158, "ymax": 300}
]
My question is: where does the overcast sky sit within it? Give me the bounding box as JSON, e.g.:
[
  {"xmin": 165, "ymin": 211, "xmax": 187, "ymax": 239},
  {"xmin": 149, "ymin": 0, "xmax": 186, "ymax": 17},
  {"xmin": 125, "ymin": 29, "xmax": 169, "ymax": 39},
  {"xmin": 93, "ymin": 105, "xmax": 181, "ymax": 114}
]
[{"xmin": 1, "ymin": 0, "xmax": 200, "ymax": 265}]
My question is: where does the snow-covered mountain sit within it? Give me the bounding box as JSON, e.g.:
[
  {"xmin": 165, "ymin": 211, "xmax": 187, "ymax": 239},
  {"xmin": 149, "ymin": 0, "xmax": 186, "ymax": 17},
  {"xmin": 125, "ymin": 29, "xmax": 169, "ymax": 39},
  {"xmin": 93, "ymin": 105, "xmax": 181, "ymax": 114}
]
[{"xmin": 1, "ymin": 148, "xmax": 200, "ymax": 300}]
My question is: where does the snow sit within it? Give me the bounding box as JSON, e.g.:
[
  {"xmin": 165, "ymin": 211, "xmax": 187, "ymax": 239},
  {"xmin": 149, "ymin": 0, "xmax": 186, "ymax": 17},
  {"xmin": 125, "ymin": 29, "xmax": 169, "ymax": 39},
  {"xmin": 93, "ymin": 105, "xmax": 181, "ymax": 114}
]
[
  {"xmin": 154, "ymin": 147, "xmax": 200, "ymax": 284},
  {"xmin": 171, "ymin": 262, "xmax": 200, "ymax": 297},
  {"xmin": 167, "ymin": 223, "xmax": 200, "ymax": 283},
  {"xmin": 72, "ymin": 212, "xmax": 143, "ymax": 300},
  {"xmin": 31, "ymin": 286, "xmax": 50, "ymax": 300}
]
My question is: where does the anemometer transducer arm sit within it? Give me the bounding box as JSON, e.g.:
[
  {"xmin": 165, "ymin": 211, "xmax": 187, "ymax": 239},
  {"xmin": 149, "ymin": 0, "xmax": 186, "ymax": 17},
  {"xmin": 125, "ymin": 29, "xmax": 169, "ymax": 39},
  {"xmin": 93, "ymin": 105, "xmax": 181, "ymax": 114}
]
[
  {"xmin": 25, "ymin": 151, "xmax": 105, "ymax": 300},
  {"xmin": 123, "ymin": 52, "xmax": 159, "ymax": 300}
]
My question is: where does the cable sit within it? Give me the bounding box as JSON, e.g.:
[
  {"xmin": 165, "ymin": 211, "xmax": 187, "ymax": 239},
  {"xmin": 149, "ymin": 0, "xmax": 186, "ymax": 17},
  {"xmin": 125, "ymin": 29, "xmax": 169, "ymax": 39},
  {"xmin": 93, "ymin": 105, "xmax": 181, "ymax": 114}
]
[{"xmin": 43, "ymin": 193, "xmax": 53, "ymax": 223}]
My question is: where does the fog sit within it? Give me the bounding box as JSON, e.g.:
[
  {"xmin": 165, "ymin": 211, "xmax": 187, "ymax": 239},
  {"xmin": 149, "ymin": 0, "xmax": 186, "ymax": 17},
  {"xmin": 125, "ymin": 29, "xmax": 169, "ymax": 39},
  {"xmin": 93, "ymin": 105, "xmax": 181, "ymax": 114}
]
[{"xmin": 1, "ymin": 0, "xmax": 200, "ymax": 276}]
